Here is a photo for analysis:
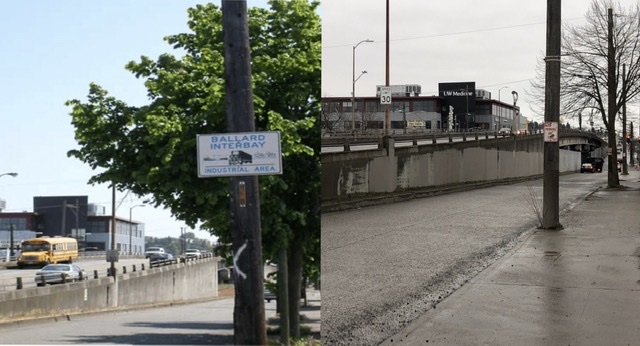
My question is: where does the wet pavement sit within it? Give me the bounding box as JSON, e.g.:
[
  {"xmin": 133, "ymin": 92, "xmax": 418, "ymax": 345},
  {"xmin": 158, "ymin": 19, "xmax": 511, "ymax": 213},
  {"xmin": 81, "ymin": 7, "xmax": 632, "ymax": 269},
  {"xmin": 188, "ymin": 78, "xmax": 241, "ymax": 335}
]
[
  {"xmin": 322, "ymin": 171, "xmax": 608, "ymax": 345},
  {"xmin": 381, "ymin": 170, "xmax": 640, "ymax": 345}
]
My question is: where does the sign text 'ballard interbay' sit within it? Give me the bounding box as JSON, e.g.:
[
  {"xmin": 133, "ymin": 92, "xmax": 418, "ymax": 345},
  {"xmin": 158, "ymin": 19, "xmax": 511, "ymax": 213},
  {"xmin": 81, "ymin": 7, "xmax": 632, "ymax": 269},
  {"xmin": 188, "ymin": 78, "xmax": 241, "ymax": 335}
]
[{"xmin": 197, "ymin": 131, "xmax": 283, "ymax": 177}]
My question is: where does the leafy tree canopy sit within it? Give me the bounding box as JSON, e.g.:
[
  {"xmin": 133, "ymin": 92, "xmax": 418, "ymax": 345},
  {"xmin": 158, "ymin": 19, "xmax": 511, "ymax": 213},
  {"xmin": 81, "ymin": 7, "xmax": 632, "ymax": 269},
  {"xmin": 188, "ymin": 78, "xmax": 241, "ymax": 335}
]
[{"xmin": 66, "ymin": 1, "xmax": 320, "ymax": 271}]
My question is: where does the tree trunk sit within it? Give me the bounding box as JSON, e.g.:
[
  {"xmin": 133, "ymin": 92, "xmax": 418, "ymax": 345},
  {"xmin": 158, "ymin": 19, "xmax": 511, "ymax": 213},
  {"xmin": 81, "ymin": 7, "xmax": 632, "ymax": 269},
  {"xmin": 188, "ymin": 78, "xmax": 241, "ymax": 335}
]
[{"xmin": 288, "ymin": 242, "xmax": 305, "ymax": 338}]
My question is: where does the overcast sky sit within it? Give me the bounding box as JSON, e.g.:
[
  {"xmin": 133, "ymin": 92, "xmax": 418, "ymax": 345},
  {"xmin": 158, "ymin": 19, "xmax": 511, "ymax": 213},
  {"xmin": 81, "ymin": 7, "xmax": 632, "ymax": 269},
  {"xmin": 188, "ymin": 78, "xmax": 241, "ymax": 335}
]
[{"xmin": 322, "ymin": 0, "xmax": 638, "ymax": 127}]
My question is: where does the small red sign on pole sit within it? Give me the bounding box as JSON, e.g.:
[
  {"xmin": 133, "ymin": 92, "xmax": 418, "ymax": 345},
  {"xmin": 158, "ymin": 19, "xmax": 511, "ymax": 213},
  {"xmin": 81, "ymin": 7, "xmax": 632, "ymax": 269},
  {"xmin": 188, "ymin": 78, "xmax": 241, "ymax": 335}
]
[{"xmin": 544, "ymin": 121, "xmax": 558, "ymax": 142}]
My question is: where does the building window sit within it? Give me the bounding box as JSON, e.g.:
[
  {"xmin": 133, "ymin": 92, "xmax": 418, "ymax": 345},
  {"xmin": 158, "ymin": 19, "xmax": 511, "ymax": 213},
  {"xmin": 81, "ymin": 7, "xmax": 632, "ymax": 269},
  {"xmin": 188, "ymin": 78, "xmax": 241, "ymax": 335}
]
[
  {"xmin": 87, "ymin": 220, "xmax": 107, "ymax": 233},
  {"xmin": 412, "ymin": 100, "xmax": 436, "ymax": 112},
  {"xmin": 0, "ymin": 218, "xmax": 27, "ymax": 230}
]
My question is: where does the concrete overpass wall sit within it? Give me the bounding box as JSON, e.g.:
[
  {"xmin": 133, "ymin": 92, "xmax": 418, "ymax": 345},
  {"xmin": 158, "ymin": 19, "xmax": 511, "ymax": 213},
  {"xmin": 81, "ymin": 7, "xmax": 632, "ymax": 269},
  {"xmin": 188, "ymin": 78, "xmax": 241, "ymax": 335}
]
[
  {"xmin": 0, "ymin": 258, "xmax": 218, "ymax": 323},
  {"xmin": 322, "ymin": 136, "xmax": 582, "ymax": 205}
]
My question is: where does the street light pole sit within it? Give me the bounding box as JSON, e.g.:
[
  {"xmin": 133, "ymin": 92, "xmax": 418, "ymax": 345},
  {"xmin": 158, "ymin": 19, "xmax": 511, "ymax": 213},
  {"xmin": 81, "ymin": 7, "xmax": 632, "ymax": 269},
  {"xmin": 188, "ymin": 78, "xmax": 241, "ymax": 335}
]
[
  {"xmin": 511, "ymin": 90, "xmax": 519, "ymax": 133},
  {"xmin": 129, "ymin": 204, "xmax": 145, "ymax": 255},
  {"xmin": 352, "ymin": 39, "xmax": 373, "ymax": 134}
]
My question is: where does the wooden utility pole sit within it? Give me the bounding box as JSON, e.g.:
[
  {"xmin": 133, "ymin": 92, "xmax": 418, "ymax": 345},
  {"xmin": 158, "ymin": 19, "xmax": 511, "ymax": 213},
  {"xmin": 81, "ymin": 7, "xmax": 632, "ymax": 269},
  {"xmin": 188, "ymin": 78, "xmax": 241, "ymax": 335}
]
[
  {"xmin": 221, "ymin": 1, "xmax": 267, "ymax": 344},
  {"xmin": 542, "ymin": 0, "xmax": 561, "ymax": 229},
  {"xmin": 384, "ymin": 0, "xmax": 390, "ymax": 138},
  {"xmin": 623, "ymin": 64, "xmax": 629, "ymax": 175},
  {"xmin": 607, "ymin": 8, "xmax": 620, "ymax": 186}
]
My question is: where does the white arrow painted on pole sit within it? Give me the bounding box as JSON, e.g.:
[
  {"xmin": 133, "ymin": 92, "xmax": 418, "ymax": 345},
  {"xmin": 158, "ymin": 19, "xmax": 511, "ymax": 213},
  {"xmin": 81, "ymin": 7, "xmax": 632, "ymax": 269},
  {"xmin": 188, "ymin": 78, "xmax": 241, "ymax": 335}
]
[{"xmin": 233, "ymin": 240, "xmax": 248, "ymax": 280}]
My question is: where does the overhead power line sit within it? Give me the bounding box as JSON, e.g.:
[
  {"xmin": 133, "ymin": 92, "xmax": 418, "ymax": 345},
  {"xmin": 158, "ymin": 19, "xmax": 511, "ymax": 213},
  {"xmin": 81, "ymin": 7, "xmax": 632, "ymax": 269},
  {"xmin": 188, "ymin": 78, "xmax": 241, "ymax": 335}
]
[{"xmin": 323, "ymin": 17, "xmax": 585, "ymax": 49}]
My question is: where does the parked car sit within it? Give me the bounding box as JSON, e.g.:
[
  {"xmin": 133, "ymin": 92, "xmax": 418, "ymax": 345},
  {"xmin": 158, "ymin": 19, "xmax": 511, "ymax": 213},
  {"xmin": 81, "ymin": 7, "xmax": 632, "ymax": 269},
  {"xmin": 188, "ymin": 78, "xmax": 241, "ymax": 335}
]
[
  {"xmin": 185, "ymin": 249, "xmax": 202, "ymax": 258},
  {"xmin": 34, "ymin": 264, "xmax": 85, "ymax": 286},
  {"xmin": 144, "ymin": 247, "xmax": 165, "ymax": 258},
  {"xmin": 580, "ymin": 162, "xmax": 595, "ymax": 173},
  {"xmin": 264, "ymin": 288, "xmax": 277, "ymax": 303},
  {"xmin": 148, "ymin": 253, "xmax": 174, "ymax": 262}
]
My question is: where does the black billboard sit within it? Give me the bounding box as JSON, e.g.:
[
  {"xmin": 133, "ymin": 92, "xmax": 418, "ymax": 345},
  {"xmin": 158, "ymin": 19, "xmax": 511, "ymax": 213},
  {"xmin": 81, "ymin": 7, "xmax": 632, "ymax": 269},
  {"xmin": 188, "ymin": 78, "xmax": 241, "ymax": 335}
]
[{"xmin": 438, "ymin": 82, "xmax": 476, "ymax": 130}]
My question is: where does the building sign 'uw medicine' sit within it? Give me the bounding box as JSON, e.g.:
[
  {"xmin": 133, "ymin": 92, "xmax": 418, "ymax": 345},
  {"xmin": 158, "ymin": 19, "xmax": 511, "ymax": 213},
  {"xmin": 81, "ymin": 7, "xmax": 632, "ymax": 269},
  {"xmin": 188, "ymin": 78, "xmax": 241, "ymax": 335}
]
[{"xmin": 197, "ymin": 131, "xmax": 282, "ymax": 177}]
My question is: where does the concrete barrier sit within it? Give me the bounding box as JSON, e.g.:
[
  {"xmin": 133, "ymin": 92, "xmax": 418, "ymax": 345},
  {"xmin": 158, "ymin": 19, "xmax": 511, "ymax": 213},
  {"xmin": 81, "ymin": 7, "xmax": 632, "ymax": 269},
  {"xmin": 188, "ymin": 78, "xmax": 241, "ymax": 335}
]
[
  {"xmin": 322, "ymin": 135, "xmax": 583, "ymax": 211},
  {"xmin": 0, "ymin": 257, "xmax": 218, "ymax": 323}
]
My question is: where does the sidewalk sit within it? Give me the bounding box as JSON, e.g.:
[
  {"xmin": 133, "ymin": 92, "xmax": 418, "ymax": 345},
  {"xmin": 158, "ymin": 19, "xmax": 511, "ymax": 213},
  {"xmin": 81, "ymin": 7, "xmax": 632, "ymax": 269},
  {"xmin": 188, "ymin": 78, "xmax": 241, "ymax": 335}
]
[{"xmin": 382, "ymin": 170, "xmax": 640, "ymax": 345}]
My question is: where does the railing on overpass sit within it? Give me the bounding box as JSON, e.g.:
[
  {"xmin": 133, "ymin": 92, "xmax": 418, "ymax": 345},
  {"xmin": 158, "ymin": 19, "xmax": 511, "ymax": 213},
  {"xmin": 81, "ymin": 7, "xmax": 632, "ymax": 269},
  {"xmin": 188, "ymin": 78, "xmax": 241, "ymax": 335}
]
[{"xmin": 322, "ymin": 128, "xmax": 606, "ymax": 153}]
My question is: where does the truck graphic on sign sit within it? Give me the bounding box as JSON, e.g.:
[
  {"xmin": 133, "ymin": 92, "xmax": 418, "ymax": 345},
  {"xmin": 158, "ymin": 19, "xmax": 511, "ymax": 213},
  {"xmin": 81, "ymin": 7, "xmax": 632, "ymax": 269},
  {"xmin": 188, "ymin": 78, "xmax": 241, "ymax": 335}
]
[{"xmin": 229, "ymin": 150, "xmax": 252, "ymax": 165}]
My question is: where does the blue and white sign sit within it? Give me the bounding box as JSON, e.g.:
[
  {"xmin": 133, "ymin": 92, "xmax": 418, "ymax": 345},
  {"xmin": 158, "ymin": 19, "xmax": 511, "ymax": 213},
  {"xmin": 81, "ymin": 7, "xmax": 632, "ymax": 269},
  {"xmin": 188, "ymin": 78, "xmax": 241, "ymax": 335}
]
[{"xmin": 197, "ymin": 131, "xmax": 282, "ymax": 177}]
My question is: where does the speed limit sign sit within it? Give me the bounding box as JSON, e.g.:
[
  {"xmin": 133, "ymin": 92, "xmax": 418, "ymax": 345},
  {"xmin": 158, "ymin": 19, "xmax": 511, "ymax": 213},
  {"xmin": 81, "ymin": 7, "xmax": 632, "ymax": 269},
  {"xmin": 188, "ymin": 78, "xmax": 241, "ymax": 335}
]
[{"xmin": 380, "ymin": 86, "xmax": 392, "ymax": 104}]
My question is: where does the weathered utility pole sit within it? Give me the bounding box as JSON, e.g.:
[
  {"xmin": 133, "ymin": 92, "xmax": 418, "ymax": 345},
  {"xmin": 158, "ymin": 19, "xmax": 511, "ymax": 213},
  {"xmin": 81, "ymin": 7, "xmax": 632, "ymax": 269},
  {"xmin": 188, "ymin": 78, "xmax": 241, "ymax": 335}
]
[
  {"xmin": 622, "ymin": 64, "xmax": 628, "ymax": 175},
  {"xmin": 607, "ymin": 8, "xmax": 620, "ymax": 186},
  {"xmin": 542, "ymin": 0, "xmax": 561, "ymax": 229},
  {"xmin": 221, "ymin": 1, "xmax": 267, "ymax": 344},
  {"xmin": 384, "ymin": 0, "xmax": 390, "ymax": 138}
]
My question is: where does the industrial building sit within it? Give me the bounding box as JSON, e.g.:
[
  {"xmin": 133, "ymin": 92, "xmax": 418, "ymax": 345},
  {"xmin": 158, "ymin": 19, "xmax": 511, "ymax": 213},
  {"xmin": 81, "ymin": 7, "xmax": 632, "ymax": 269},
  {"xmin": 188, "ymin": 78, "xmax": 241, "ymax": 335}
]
[
  {"xmin": 322, "ymin": 82, "xmax": 527, "ymax": 135},
  {"xmin": 0, "ymin": 195, "xmax": 145, "ymax": 258}
]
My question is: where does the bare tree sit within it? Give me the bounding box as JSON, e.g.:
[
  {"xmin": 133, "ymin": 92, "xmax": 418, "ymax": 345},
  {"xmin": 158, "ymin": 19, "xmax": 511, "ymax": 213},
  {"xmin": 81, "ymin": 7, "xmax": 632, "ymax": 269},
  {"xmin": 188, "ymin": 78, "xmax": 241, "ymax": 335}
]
[
  {"xmin": 530, "ymin": 0, "xmax": 640, "ymax": 186},
  {"xmin": 321, "ymin": 101, "xmax": 348, "ymax": 135}
]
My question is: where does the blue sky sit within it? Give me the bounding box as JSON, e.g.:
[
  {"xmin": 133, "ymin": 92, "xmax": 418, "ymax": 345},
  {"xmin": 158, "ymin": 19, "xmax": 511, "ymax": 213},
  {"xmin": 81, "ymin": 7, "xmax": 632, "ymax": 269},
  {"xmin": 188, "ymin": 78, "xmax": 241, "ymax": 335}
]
[{"xmin": 0, "ymin": 1, "xmax": 268, "ymax": 242}]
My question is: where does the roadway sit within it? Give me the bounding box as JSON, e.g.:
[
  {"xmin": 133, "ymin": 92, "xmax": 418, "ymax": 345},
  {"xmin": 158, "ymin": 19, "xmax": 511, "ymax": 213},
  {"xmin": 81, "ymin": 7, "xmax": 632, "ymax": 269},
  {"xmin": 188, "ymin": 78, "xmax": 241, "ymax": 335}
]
[
  {"xmin": 321, "ymin": 170, "xmax": 609, "ymax": 345},
  {"xmin": 0, "ymin": 290, "xmax": 322, "ymax": 344},
  {"xmin": 0, "ymin": 257, "xmax": 148, "ymax": 290}
]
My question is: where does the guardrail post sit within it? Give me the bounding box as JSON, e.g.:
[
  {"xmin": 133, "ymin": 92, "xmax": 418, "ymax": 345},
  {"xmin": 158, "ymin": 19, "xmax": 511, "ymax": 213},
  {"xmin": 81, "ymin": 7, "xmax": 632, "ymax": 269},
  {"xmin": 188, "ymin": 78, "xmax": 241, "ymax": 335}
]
[
  {"xmin": 463, "ymin": 133, "xmax": 467, "ymax": 142},
  {"xmin": 122, "ymin": 266, "xmax": 127, "ymax": 274},
  {"xmin": 79, "ymin": 271, "xmax": 84, "ymax": 281},
  {"xmin": 62, "ymin": 273, "xmax": 68, "ymax": 284},
  {"xmin": 94, "ymin": 270, "xmax": 98, "ymax": 279},
  {"xmin": 343, "ymin": 138, "xmax": 350, "ymax": 152},
  {"xmin": 40, "ymin": 274, "xmax": 46, "ymax": 286},
  {"xmin": 412, "ymin": 136, "xmax": 418, "ymax": 146},
  {"xmin": 141, "ymin": 263, "xmax": 145, "ymax": 271},
  {"xmin": 132, "ymin": 264, "xmax": 136, "ymax": 272},
  {"xmin": 448, "ymin": 132, "xmax": 453, "ymax": 143},
  {"xmin": 16, "ymin": 277, "xmax": 23, "ymax": 290},
  {"xmin": 432, "ymin": 133, "xmax": 437, "ymax": 144},
  {"xmin": 474, "ymin": 132, "xmax": 478, "ymax": 141}
]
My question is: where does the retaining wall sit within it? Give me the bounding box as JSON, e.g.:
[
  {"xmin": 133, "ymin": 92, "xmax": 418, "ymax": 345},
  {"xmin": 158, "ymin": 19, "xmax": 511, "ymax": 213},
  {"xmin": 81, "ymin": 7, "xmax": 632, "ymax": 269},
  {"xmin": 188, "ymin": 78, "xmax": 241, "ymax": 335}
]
[
  {"xmin": 0, "ymin": 258, "xmax": 218, "ymax": 323},
  {"xmin": 322, "ymin": 136, "xmax": 582, "ymax": 209}
]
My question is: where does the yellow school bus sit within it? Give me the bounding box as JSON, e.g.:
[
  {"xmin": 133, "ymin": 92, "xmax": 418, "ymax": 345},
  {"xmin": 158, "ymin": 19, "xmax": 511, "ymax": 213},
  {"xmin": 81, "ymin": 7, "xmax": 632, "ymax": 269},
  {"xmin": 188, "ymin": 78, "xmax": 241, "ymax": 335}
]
[{"xmin": 17, "ymin": 236, "xmax": 79, "ymax": 268}]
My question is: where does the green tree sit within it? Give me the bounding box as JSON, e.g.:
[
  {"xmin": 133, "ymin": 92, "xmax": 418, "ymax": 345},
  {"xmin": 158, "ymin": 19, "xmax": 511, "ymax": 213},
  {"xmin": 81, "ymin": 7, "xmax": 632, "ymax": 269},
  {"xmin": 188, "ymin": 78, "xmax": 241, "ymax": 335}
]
[{"xmin": 66, "ymin": 1, "xmax": 320, "ymax": 337}]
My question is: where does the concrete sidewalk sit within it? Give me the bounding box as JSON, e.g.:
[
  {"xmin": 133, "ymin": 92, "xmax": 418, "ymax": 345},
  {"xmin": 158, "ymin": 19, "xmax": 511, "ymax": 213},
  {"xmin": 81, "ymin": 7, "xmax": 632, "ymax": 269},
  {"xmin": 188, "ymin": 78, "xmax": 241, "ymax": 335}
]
[{"xmin": 382, "ymin": 170, "xmax": 640, "ymax": 345}]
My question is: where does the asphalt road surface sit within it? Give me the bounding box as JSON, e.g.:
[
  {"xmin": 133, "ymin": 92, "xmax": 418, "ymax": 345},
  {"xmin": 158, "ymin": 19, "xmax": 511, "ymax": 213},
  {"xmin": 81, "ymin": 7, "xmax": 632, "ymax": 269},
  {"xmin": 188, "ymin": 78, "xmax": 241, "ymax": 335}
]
[{"xmin": 321, "ymin": 172, "xmax": 608, "ymax": 345}]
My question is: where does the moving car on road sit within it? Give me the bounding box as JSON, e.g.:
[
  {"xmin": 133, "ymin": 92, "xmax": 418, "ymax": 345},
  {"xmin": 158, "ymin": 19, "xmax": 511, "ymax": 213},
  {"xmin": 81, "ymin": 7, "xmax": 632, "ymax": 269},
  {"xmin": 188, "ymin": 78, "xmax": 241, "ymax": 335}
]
[
  {"xmin": 34, "ymin": 264, "xmax": 85, "ymax": 286},
  {"xmin": 144, "ymin": 247, "xmax": 165, "ymax": 258},
  {"xmin": 184, "ymin": 249, "xmax": 202, "ymax": 258},
  {"xmin": 580, "ymin": 162, "xmax": 596, "ymax": 173},
  {"xmin": 148, "ymin": 253, "xmax": 174, "ymax": 262},
  {"xmin": 498, "ymin": 127, "xmax": 511, "ymax": 136}
]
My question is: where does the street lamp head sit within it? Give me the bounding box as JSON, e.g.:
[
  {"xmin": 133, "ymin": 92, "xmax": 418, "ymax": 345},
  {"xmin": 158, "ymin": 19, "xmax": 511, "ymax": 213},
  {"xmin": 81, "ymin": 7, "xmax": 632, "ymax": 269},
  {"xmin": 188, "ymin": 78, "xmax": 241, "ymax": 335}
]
[
  {"xmin": 0, "ymin": 172, "xmax": 18, "ymax": 178},
  {"xmin": 362, "ymin": 70, "xmax": 367, "ymax": 74},
  {"xmin": 354, "ymin": 39, "xmax": 374, "ymax": 49},
  {"xmin": 511, "ymin": 90, "xmax": 519, "ymax": 103}
]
